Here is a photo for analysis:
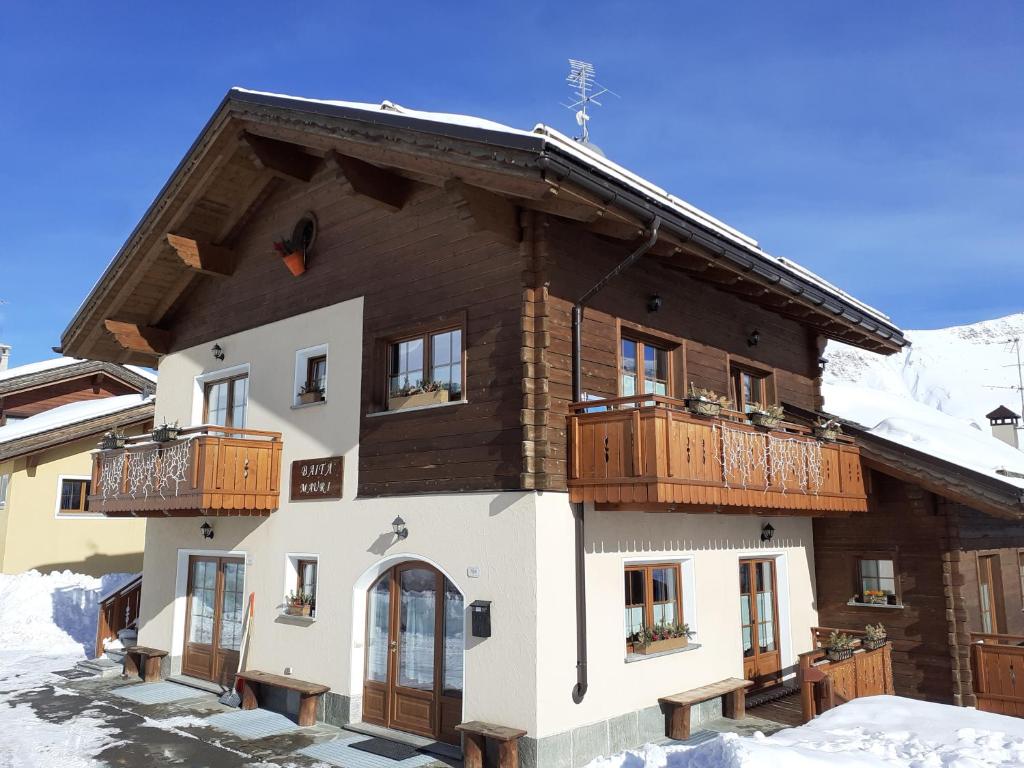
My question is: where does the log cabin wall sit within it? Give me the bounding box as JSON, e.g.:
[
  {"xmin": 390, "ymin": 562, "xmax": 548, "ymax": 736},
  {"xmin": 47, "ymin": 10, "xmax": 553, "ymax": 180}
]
[
  {"xmin": 535, "ymin": 215, "xmax": 823, "ymax": 492},
  {"xmin": 812, "ymin": 471, "xmax": 956, "ymax": 703},
  {"xmin": 164, "ymin": 167, "xmax": 527, "ymax": 497}
]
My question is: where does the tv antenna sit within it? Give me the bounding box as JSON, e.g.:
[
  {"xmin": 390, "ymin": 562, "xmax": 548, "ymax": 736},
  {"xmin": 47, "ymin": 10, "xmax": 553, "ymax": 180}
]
[
  {"xmin": 562, "ymin": 59, "xmax": 617, "ymax": 145},
  {"xmin": 985, "ymin": 336, "xmax": 1024, "ymax": 431}
]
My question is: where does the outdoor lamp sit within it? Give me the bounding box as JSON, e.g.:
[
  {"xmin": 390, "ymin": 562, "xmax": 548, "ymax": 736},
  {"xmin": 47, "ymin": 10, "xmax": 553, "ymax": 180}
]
[
  {"xmin": 760, "ymin": 523, "xmax": 775, "ymax": 543},
  {"xmin": 747, "ymin": 329, "xmax": 760, "ymax": 347},
  {"xmin": 211, "ymin": 344, "xmax": 225, "ymax": 361},
  {"xmin": 647, "ymin": 294, "xmax": 662, "ymax": 313},
  {"xmin": 200, "ymin": 522, "xmax": 214, "ymax": 540},
  {"xmin": 392, "ymin": 516, "xmax": 408, "ymax": 540}
]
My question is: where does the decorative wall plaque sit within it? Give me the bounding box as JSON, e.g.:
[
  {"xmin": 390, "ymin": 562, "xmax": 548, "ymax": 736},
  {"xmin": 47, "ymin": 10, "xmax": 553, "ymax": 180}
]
[{"xmin": 290, "ymin": 456, "xmax": 343, "ymax": 501}]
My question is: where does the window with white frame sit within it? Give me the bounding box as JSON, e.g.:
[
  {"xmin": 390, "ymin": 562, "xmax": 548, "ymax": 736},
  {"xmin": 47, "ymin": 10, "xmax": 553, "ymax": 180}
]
[
  {"xmin": 623, "ymin": 557, "xmax": 696, "ymax": 656},
  {"xmin": 56, "ymin": 476, "xmax": 92, "ymax": 516},
  {"xmin": 0, "ymin": 473, "xmax": 10, "ymax": 508},
  {"xmin": 294, "ymin": 345, "xmax": 328, "ymax": 407},
  {"xmin": 284, "ymin": 554, "xmax": 319, "ymax": 618}
]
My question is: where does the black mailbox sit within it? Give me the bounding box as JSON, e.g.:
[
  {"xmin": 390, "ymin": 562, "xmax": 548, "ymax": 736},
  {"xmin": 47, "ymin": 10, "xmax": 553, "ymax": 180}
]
[{"xmin": 470, "ymin": 600, "xmax": 491, "ymax": 638}]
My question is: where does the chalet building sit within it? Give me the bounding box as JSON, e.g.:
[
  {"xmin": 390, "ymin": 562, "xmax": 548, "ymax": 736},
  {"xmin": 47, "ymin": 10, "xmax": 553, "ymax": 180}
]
[
  {"xmin": 812, "ymin": 408, "xmax": 1024, "ymax": 710},
  {"xmin": 0, "ymin": 356, "xmax": 153, "ymax": 575},
  {"xmin": 60, "ymin": 89, "xmax": 906, "ymax": 766}
]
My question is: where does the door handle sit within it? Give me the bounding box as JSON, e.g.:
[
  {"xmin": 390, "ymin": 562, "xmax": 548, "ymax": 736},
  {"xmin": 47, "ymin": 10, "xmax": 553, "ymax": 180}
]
[{"xmin": 390, "ymin": 640, "xmax": 398, "ymax": 653}]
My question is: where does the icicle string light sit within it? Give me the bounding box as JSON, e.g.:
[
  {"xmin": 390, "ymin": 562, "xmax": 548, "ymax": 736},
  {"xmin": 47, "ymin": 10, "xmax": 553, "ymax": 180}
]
[
  {"xmin": 717, "ymin": 425, "xmax": 824, "ymax": 494},
  {"xmin": 99, "ymin": 438, "xmax": 195, "ymax": 501}
]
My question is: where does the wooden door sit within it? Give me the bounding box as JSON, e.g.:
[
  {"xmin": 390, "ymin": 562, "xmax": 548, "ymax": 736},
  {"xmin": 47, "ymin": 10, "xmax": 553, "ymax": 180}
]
[
  {"xmin": 978, "ymin": 554, "xmax": 1006, "ymax": 634},
  {"xmin": 362, "ymin": 563, "xmax": 463, "ymax": 744},
  {"xmin": 740, "ymin": 558, "xmax": 782, "ymax": 689},
  {"xmin": 183, "ymin": 555, "xmax": 246, "ymax": 686}
]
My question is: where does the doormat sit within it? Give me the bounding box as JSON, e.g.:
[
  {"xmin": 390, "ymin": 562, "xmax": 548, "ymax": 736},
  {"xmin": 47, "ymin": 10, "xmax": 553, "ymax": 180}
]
[
  {"xmin": 53, "ymin": 668, "xmax": 94, "ymax": 680},
  {"xmin": 349, "ymin": 737, "xmax": 422, "ymax": 761},
  {"xmin": 111, "ymin": 681, "xmax": 211, "ymax": 705}
]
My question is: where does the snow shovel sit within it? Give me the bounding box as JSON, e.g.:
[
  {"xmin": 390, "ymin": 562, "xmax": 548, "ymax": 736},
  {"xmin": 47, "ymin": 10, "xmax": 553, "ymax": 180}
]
[{"xmin": 219, "ymin": 591, "xmax": 255, "ymax": 707}]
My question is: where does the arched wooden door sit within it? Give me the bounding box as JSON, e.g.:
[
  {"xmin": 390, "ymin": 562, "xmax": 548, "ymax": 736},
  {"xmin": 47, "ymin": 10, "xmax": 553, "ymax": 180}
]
[{"xmin": 362, "ymin": 562, "xmax": 463, "ymax": 744}]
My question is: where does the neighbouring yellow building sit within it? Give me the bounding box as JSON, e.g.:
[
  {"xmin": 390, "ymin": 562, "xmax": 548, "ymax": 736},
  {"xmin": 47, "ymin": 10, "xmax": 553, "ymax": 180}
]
[{"xmin": 0, "ymin": 356, "xmax": 154, "ymax": 575}]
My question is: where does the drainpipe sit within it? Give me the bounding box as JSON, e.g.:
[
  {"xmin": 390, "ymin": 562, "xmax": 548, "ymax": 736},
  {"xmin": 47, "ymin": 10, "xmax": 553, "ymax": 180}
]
[{"xmin": 571, "ymin": 216, "xmax": 661, "ymax": 703}]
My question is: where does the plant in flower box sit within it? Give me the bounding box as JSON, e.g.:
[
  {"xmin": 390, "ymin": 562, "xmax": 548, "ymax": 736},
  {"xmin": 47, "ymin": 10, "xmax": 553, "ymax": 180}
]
[
  {"xmin": 813, "ymin": 417, "xmax": 842, "ymax": 441},
  {"xmin": 634, "ymin": 621, "xmax": 694, "ymax": 655},
  {"xmin": 748, "ymin": 402, "xmax": 785, "ymax": 429},
  {"xmin": 862, "ymin": 589, "xmax": 888, "ymax": 605},
  {"xmin": 685, "ymin": 383, "xmax": 731, "ymax": 418},
  {"xmin": 100, "ymin": 429, "xmax": 128, "ymax": 450},
  {"xmin": 273, "ymin": 236, "xmax": 306, "ymax": 277},
  {"xmin": 152, "ymin": 420, "xmax": 180, "ymax": 443},
  {"xmin": 285, "ymin": 591, "xmax": 314, "ymax": 617},
  {"xmin": 389, "ymin": 380, "xmax": 452, "ymax": 410},
  {"xmin": 825, "ymin": 630, "xmax": 855, "ymax": 662},
  {"xmin": 863, "ymin": 622, "xmax": 888, "ymax": 650},
  {"xmin": 298, "ymin": 382, "xmax": 326, "ymax": 405}
]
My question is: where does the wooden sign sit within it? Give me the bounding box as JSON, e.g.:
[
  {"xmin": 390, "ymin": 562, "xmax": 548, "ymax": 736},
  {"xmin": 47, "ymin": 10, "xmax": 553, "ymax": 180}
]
[{"xmin": 290, "ymin": 456, "xmax": 344, "ymax": 501}]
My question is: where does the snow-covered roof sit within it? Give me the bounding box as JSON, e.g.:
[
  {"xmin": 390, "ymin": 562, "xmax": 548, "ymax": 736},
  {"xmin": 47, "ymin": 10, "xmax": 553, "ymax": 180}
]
[
  {"xmin": 0, "ymin": 394, "xmax": 153, "ymax": 445},
  {"xmin": 0, "ymin": 357, "xmax": 81, "ymax": 383},
  {"xmin": 231, "ymin": 87, "xmax": 898, "ymax": 331}
]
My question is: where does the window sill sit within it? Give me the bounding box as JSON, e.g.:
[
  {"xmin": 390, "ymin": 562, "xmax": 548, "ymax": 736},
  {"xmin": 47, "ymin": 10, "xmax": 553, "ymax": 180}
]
[
  {"xmin": 366, "ymin": 400, "xmax": 468, "ymax": 418},
  {"xmin": 291, "ymin": 400, "xmax": 327, "ymax": 411},
  {"xmin": 846, "ymin": 600, "xmax": 905, "ymax": 609},
  {"xmin": 57, "ymin": 513, "xmax": 106, "ymax": 520},
  {"xmin": 276, "ymin": 611, "xmax": 317, "ymax": 625},
  {"xmin": 625, "ymin": 642, "xmax": 702, "ymax": 663}
]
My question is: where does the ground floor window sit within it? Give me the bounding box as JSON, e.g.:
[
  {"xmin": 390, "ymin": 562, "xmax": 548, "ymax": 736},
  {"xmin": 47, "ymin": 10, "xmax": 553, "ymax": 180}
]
[
  {"xmin": 854, "ymin": 557, "xmax": 899, "ymax": 605},
  {"xmin": 57, "ymin": 477, "xmax": 91, "ymax": 515},
  {"xmin": 624, "ymin": 563, "xmax": 682, "ymax": 652}
]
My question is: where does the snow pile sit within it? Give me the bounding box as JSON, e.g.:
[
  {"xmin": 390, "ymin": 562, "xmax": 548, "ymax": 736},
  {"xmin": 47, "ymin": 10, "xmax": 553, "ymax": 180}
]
[
  {"xmin": 0, "ymin": 357, "xmax": 81, "ymax": 383},
  {"xmin": 589, "ymin": 696, "xmax": 1024, "ymax": 768},
  {"xmin": 824, "ymin": 313, "xmax": 1024, "ymax": 486},
  {"xmin": 0, "ymin": 570, "xmax": 133, "ymax": 658}
]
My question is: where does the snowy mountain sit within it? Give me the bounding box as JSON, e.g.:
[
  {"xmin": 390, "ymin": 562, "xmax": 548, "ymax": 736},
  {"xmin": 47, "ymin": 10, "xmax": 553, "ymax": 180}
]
[{"xmin": 822, "ymin": 313, "xmax": 1024, "ymax": 487}]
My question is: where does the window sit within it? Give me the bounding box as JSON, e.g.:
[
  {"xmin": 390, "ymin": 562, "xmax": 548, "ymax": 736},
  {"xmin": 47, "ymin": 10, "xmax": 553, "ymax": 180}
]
[
  {"xmin": 58, "ymin": 478, "xmax": 91, "ymax": 515},
  {"xmin": 0, "ymin": 473, "xmax": 9, "ymax": 508},
  {"xmin": 978, "ymin": 554, "xmax": 1006, "ymax": 634},
  {"xmin": 623, "ymin": 563, "xmax": 682, "ymax": 652},
  {"xmin": 296, "ymin": 559, "xmax": 318, "ymax": 617},
  {"xmin": 732, "ymin": 367, "xmax": 771, "ymax": 414},
  {"xmin": 204, "ymin": 373, "xmax": 248, "ymax": 428},
  {"xmin": 620, "ymin": 338, "xmax": 669, "ymax": 397},
  {"xmin": 306, "ymin": 356, "xmax": 327, "ymax": 394},
  {"xmin": 855, "ymin": 557, "xmax": 898, "ymax": 604},
  {"xmin": 387, "ymin": 327, "xmax": 463, "ymax": 409}
]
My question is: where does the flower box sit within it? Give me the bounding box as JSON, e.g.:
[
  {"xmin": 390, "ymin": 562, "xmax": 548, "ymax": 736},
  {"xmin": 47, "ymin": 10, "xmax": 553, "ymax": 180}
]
[
  {"xmin": 686, "ymin": 399, "xmax": 722, "ymax": 418},
  {"xmin": 750, "ymin": 412, "xmax": 782, "ymax": 429},
  {"xmin": 813, "ymin": 426, "xmax": 840, "ymax": 442},
  {"xmin": 298, "ymin": 390, "xmax": 324, "ymax": 405},
  {"xmin": 101, "ymin": 434, "xmax": 127, "ymax": 450},
  {"xmin": 862, "ymin": 638, "xmax": 887, "ymax": 651},
  {"xmin": 285, "ymin": 604, "xmax": 311, "ymax": 617},
  {"xmin": 634, "ymin": 636, "xmax": 689, "ymax": 655},
  {"xmin": 390, "ymin": 390, "xmax": 449, "ymax": 411},
  {"xmin": 826, "ymin": 647, "xmax": 854, "ymax": 662},
  {"xmin": 152, "ymin": 425, "xmax": 181, "ymax": 443}
]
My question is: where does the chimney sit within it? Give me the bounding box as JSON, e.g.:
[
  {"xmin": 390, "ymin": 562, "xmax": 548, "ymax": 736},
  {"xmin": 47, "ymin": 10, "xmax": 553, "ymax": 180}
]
[
  {"xmin": 986, "ymin": 406, "xmax": 1020, "ymax": 450},
  {"xmin": 0, "ymin": 344, "xmax": 9, "ymax": 372}
]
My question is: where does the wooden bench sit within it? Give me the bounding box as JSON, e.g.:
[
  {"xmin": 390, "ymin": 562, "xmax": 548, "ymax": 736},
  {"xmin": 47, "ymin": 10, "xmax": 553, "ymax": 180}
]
[
  {"xmin": 122, "ymin": 646, "xmax": 168, "ymax": 683},
  {"xmin": 456, "ymin": 721, "xmax": 527, "ymax": 768},
  {"xmin": 658, "ymin": 677, "xmax": 753, "ymax": 740},
  {"xmin": 236, "ymin": 670, "xmax": 329, "ymax": 727}
]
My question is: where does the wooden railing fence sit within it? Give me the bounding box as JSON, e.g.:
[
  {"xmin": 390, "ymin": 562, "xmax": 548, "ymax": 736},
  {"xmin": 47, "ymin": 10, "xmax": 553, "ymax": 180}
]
[
  {"xmin": 798, "ymin": 625, "xmax": 894, "ymax": 722},
  {"xmin": 971, "ymin": 632, "xmax": 1024, "ymax": 717},
  {"xmin": 94, "ymin": 574, "xmax": 142, "ymax": 659}
]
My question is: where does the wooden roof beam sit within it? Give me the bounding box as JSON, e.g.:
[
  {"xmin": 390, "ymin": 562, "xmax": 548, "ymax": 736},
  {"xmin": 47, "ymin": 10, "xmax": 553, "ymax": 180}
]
[
  {"xmin": 447, "ymin": 179, "xmax": 521, "ymax": 246},
  {"xmin": 240, "ymin": 131, "xmax": 322, "ymax": 182},
  {"xmin": 104, "ymin": 320, "xmax": 170, "ymax": 357},
  {"xmin": 166, "ymin": 234, "xmax": 235, "ymax": 277},
  {"xmin": 327, "ymin": 151, "xmax": 414, "ymax": 212}
]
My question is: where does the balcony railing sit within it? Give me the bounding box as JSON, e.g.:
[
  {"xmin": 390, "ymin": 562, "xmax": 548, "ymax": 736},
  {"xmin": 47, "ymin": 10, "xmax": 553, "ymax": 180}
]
[
  {"xmin": 89, "ymin": 425, "xmax": 283, "ymax": 516},
  {"xmin": 568, "ymin": 394, "xmax": 867, "ymax": 513}
]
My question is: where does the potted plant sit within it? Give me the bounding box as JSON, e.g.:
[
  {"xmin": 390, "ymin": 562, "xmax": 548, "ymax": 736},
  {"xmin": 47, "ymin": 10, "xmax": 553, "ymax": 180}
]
[
  {"xmin": 285, "ymin": 591, "xmax": 314, "ymax": 617},
  {"xmin": 389, "ymin": 381, "xmax": 451, "ymax": 410},
  {"xmin": 748, "ymin": 403, "xmax": 785, "ymax": 429},
  {"xmin": 863, "ymin": 623, "xmax": 888, "ymax": 651},
  {"xmin": 100, "ymin": 429, "xmax": 128, "ymax": 450},
  {"xmin": 634, "ymin": 621, "xmax": 694, "ymax": 655},
  {"xmin": 862, "ymin": 589, "xmax": 888, "ymax": 605},
  {"xmin": 273, "ymin": 237, "xmax": 306, "ymax": 277},
  {"xmin": 298, "ymin": 382, "xmax": 325, "ymax": 405},
  {"xmin": 813, "ymin": 417, "xmax": 842, "ymax": 441},
  {"xmin": 825, "ymin": 630, "xmax": 855, "ymax": 662},
  {"xmin": 685, "ymin": 383, "xmax": 731, "ymax": 418},
  {"xmin": 152, "ymin": 420, "xmax": 181, "ymax": 443}
]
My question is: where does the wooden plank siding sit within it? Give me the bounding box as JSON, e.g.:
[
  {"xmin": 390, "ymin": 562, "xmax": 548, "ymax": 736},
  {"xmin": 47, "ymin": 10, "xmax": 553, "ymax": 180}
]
[{"xmin": 1, "ymin": 377, "xmax": 141, "ymax": 422}]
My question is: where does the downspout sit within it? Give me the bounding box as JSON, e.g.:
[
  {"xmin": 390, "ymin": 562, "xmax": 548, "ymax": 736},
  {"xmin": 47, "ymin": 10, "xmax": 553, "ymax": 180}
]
[{"xmin": 571, "ymin": 216, "xmax": 661, "ymax": 703}]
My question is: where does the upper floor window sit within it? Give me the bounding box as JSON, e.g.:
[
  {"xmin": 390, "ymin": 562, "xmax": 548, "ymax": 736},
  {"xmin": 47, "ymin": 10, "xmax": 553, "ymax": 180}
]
[
  {"xmin": 732, "ymin": 367, "xmax": 771, "ymax": 414},
  {"xmin": 620, "ymin": 338, "xmax": 669, "ymax": 397},
  {"xmin": 853, "ymin": 557, "xmax": 899, "ymax": 606},
  {"xmin": 388, "ymin": 327, "xmax": 463, "ymax": 410},
  {"xmin": 0, "ymin": 473, "xmax": 9, "ymax": 508},
  {"xmin": 58, "ymin": 477, "xmax": 91, "ymax": 515},
  {"xmin": 205, "ymin": 373, "xmax": 248, "ymax": 428},
  {"xmin": 297, "ymin": 558, "xmax": 318, "ymax": 617},
  {"xmin": 294, "ymin": 345, "xmax": 328, "ymax": 406}
]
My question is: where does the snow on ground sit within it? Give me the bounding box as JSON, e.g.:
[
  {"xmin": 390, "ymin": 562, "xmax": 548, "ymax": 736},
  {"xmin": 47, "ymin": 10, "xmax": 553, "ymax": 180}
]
[{"xmin": 589, "ymin": 696, "xmax": 1024, "ymax": 768}]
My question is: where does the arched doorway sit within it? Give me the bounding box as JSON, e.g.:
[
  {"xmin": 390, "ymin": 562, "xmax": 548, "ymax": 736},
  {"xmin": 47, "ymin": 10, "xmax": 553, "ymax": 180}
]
[{"xmin": 362, "ymin": 561, "xmax": 464, "ymax": 744}]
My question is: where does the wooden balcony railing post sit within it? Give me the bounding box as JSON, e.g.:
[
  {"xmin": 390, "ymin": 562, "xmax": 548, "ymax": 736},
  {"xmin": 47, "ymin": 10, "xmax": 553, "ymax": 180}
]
[
  {"xmin": 631, "ymin": 409, "xmax": 642, "ymax": 477},
  {"xmin": 570, "ymin": 415, "xmax": 580, "ymax": 480},
  {"xmin": 664, "ymin": 410, "xmax": 674, "ymax": 478}
]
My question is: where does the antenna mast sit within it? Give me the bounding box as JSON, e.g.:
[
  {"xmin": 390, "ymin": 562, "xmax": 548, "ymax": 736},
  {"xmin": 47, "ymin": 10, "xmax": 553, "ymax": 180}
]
[
  {"xmin": 563, "ymin": 59, "xmax": 616, "ymax": 144},
  {"xmin": 987, "ymin": 336, "xmax": 1024, "ymax": 436}
]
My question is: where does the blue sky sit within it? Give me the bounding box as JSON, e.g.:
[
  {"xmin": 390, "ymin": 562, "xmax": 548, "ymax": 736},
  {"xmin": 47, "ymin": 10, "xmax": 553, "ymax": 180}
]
[{"xmin": 1, "ymin": 1, "xmax": 1021, "ymax": 366}]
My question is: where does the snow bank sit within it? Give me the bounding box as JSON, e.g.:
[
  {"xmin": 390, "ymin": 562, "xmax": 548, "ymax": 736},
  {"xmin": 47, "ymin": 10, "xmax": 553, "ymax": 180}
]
[
  {"xmin": 590, "ymin": 696, "xmax": 1024, "ymax": 768},
  {"xmin": 0, "ymin": 570, "xmax": 133, "ymax": 658}
]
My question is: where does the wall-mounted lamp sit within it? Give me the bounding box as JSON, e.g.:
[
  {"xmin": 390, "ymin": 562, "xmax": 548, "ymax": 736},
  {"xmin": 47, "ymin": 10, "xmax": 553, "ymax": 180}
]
[
  {"xmin": 392, "ymin": 516, "xmax": 408, "ymax": 540},
  {"xmin": 760, "ymin": 522, "xmax": 775, "ymax": 543},
  {"xmin": 747, "ymin": 329, "xmax": 760, "ymax": 348},
  {"xmin": 817, "ymin": 357, "xmax": 828, "ymax": 373},
  {"xmin": 200, "ymin": 522, "xmax": 214, "ymax": 540},
  {"xmin": 647, "ymin": 294, "xmax": 662, "ymax": 313},
  {"xmin": 211, "ymin": 344, "xmax": 225, "ymax": 361}
]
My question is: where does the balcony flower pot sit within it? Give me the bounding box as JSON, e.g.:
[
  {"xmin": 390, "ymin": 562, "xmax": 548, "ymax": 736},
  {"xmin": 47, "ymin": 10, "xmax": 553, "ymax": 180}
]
[
  {"xmin": 281, "ymin": 250, "xmax": 306, "ymax": 277},
  {"xmin": 390, "ymin": 389, "xmax": 449, "ymax": 411},
  {"xmin": 686, "ymin": 398, "xmax": 722, "ymax": 418},
  {"xmin": 285, "ymin": 603, "xmax": 311, "ymax": 617},
  {"xmin": 101, "ymin": 433, "xmax": 127, "ymax": 450},
  {"xmin": 750, "ymin": 412, "xmax": 782, "ymax": 429},
  {"xmin": 152, "ymin": 424, "xmax": 181, "ymax": 443},
  {"xmin": 813, "ymin": 426, "xmax": 840, "ymax": 441},
  {"xmin": 825, "ymin": 630, "xmax": 855, "ymax": 663},
  {"xmin": 862, "ymin": 637, "xmax": 887, "ymax": 651},
  {"xmin": 635, "ymin": 635, "xmax": 689, "ymax": 655},
  {"xmin": 826, "ymin": 647, "xmax": 855, "ymax": 662},
  {"xmin": 298, "ymin": 390, "xmax": 324, "ymax": 405}
]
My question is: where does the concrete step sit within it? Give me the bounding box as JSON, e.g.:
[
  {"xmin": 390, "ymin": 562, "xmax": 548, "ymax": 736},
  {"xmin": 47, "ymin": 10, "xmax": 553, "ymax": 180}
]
[
  {"xmin": 76, "ymin": 657, "xmax": 122, "ymax": 679},
  {"xmin": 105, "ymin": 648, "xmax": 127, "ymax": 664}
]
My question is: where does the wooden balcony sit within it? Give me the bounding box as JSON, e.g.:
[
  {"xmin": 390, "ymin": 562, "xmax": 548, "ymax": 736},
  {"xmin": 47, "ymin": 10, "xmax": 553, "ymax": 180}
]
[
  {"xmin": 89, "ymin": 425, "xmax": 283, "ymax": 517},
  {"xmin": 568, "ymin": 395, "xmax": 867, "ymax": 513}
]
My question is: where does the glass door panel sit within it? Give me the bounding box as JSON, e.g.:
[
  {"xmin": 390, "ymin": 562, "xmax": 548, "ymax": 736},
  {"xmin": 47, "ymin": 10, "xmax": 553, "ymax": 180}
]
[
  {"xmin": 188, "ymin": 559, "xmax": 216, "ymax": 644},
  {"xmin": 398, "ymin": 567, "xmax": 436, "ymax": 691},
  {"xmin": 366, "ymin": 576, "xmax": 391, "ymax": 683},
  {"xmin": 219, "ymin": 560, "xmax": 245, "ymax": 651},
  {"xmin": 442, "ymin": 579, "xmax": 464, "ymax": 696}
]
